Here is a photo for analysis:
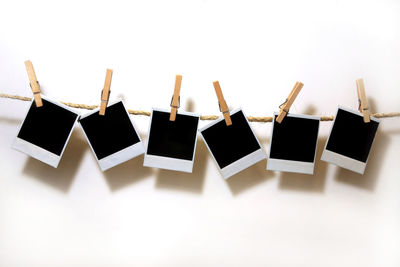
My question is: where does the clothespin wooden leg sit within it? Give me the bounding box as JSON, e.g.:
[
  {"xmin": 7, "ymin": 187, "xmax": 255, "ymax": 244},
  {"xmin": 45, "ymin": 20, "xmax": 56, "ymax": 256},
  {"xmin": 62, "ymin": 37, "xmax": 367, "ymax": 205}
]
[
  {"xmin": 24, "ymin": 60, "xmax": 43, "ymax": 107},
  {"xmin": 99, "ymin": 69, "xmax": 113, "ymax": 115},
  {"xmin": 356, "ymin": 79, "xmax": 371, "ymax": 123},
  {"xmin": 170, "ymin": 75, "xmax": 182, "ymax": 121},
  {"xmin": 276, "ymin": 81, "xmax": 303, "ymax": 123},
  {"xmin": 213, "ymin": 81, "xmax": 232, "ymax": 126}
]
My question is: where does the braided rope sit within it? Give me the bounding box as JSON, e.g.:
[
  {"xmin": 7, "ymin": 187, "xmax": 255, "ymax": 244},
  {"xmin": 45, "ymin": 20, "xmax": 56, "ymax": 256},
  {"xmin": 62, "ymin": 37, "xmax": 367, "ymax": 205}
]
[{"xmin": 1, "ymin": 93, "xmax": 399, "ymax": 122}]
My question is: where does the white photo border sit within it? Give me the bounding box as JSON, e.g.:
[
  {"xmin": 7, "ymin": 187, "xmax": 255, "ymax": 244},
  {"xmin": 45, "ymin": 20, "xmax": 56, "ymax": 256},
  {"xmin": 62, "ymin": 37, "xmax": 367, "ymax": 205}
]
[
  {"xmin": 267, "ymin": 112, "xmax": 320, "ymax": 175},
  {"xmin": 199, "ymin": 108, "xmax": 267, "ymax": 179},
  {"xmin": 321, "ymin": 105, "xmax": 380, "ymax": 174},
  {"xmin": 12, "ymin": 95, "xmax": 80, "ymax": 168},
  {"xmin": 79, "ymin": 99, "xmax": 145, "ymax": 171},
  {"xmin": 143, "ymin": 107, "xmax": 200, "ymax": 173}
]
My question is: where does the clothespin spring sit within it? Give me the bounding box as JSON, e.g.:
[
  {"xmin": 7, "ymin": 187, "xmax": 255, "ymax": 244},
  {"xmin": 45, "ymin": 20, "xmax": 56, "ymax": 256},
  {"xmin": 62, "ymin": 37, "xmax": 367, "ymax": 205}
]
[
  {"xmin": 218, "ymin": 101, "xmax": 230, "ymax": 115},
  {"xmin": 29, "ymin": 81, "xmax": 41, "ymax": 95},
  {"xmin": 170, "ymin": 95, "xmax": 180, "ymax": 109},
  {"xmin": 101, "ymin": 88, "xmax": 111, "ymax": 103},
  {"xmin": 278, "ymin": 98, "xmax": 289, "ymax": 114},
  {"xmin": 358, "ymin": 99, "xmax": 369, "ymax": 113}
]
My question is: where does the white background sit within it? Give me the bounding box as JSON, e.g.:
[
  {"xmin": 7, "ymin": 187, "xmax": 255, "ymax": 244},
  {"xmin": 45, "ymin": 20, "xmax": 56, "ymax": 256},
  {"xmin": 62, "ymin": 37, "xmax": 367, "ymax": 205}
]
[{"xmin": 1, "ymin": 0, "xmax": 400, "ymax": 266}]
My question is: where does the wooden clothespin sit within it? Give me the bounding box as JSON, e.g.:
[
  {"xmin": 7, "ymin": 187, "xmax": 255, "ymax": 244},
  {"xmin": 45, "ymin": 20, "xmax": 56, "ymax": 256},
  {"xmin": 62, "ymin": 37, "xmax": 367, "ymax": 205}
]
[
  {"xmin": 276, "ymin": 81, "xmax": 304, "ymax": 123},
  {"xmin": 356, "ymin": 78, "xmax": 370, "ymax": 123},
  {"xmin": 213, "ymin": 81, "xmax": 232, "ymax": 126},
  {"xmin": 24, "ymin": 60, "xmax": 43, "ymax": 107},
  {"xmin": 99, "ymin": 69, "xmax": 113, "ymax": 115},
  {"xmin": 170, "ymin": 75, "xmax": 182, "ymax": 121}
]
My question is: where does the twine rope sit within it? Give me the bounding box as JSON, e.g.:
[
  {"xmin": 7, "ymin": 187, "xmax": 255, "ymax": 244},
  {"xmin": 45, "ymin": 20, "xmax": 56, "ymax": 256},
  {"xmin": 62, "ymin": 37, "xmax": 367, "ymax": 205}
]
[{"xmin": 1, "ymin": 92, "xmax": 399, "ymax": 122}]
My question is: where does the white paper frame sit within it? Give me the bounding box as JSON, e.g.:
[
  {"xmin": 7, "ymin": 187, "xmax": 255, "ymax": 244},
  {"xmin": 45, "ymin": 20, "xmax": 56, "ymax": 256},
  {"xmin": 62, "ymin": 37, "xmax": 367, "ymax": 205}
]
[
  {"xmin": 321, "ymin": 106, "xmax": 380, "ymax": 174},
  {"xmin": 143, "ymin": 107, "xmax": 200, "ymax": 173},
  {"xmin": 12, "ymin": 95, "xmax": 80, "ymax": 168},
  {"xmin": 199, "ymin": 108, "xmax": 266, "ymax": 179},
  {"xmin": 79, "ymin": 100, "xmax": 145, "ymax": 172},
  {"xmin": 267, "ymin": 113, "xmax": 320, "ymax": 175}
]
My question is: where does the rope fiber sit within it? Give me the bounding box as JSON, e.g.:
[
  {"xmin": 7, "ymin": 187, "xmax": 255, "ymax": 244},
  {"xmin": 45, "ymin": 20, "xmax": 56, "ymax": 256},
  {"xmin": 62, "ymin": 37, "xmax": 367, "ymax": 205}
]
[{"xmin": 1, "ymin": 92, "xmax": 399, "ymax": 122}]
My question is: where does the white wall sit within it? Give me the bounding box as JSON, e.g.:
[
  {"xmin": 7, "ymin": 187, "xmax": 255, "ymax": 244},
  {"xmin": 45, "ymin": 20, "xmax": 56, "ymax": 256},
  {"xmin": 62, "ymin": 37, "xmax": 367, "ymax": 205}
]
[{"xmin": 1, "ymin": 0, "xmax": 400, "ymax": 266}]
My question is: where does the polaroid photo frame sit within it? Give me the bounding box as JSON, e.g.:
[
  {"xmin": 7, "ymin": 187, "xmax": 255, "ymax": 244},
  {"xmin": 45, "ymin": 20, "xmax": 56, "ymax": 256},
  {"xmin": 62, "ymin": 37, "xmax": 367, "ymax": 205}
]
[
  {"xmin": 12, "ymin": 95, "xmax": 79, "ymax": 168},
  {"xmin": 267, "ymin": 113, "xmax": 320, "ymax": 175},
  {"xmin": 143, "ymin": 108, "xmax": 200, "ymax": 173},
  {"xmin": 79, "ymin": 100, "xmax": 145, "ymax": 171},
  {"xmin": 199, "ymin": 108, "xmax": 266, "ymax": 179},
  {"xmin": 321, "ymin": 106, "xmax": 380, "ymax": 174}
]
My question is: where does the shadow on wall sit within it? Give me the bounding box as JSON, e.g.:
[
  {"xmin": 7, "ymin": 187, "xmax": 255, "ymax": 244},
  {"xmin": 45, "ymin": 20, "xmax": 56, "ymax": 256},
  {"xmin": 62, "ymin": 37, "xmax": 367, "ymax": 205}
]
[
  {"xmin": 185, "ymin": 98, "xmax": 195, "ymax": 112},
  {"xmin": 154, "ymin": 139, "xmax": 208, "ymax": 194},
  {"xmin": 334, "ymin": 131, "xmax": 389, "ymax": 192},
  {"xmin": 103, "ymin": 154, "xmax": 154, "ymax": 192},
  {"xmin": 225, "ymin": 159, "xmax": 275, "ymax": 196},
  {"xmin": 153, "ymin": 99, "xmax": 206, "ymax": 194},
  {"xmin": 278, "ymin": 137, "xmax": 328, "ymax": 193},
  {"xmin": 334, "ymin": 98, "xmax": 390, "ymax": 192},
  {"xmin": 0, "ymin": 115, "xmax": 22, "ymax": 124},
  {"xmin": 277, "ymin": 104, "xmax": 328, "ymax": 193},
  {"xmin": 22, "ymin": 129, "xmax": 87, "ymax": 193},
  {"xmin": 224, "ymin": 133, "xmax": 275, "ymax": 196},
  {"xmin": 16, "ymin": 96, "xmax": 396, "ymax": 195}
]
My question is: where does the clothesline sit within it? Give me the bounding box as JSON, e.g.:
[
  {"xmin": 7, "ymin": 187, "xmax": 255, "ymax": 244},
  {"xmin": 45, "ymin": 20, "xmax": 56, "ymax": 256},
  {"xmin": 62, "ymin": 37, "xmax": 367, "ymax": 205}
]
[{"xmin": 1, "ymin": 92, "xmax": 400, "ymax": 122}]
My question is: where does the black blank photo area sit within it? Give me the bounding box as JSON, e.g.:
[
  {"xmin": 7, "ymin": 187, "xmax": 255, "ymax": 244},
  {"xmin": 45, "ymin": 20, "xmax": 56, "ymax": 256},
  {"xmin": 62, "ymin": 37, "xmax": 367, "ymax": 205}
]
[
  {"xmin": 17, "ymin": 99, "xmax": 78, "ymax": 156},
  {"xmin": 201, "ymin": 110, "xmax": 261, "ymax": 169},
  {"xmin": 270, "ymin": 115, "xmax": 319, "ymax": 162},
  {"xmin": 146, "ymin": 111, "xmax": 199, "ymax": 160},
  {"xmin": 79, "ymin": 101, "xmax": 141, "ymax": 160},
  {"xmin": 326, "ymin": 108, "xmax": 379, "ymax": 163}
]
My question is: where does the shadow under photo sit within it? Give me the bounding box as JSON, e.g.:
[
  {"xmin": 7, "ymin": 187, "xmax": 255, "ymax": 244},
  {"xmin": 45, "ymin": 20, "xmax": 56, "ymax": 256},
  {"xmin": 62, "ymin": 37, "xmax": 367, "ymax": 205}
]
[
  {"xmin": 22, "ymin": 129, "xmax": 87, "ymax": 193},
  {"xmin": 154, "ymin": 139, "xmax": 208, "ymax": 194},
  {"xmin": 334, "ymin": 131, "xmax": 390, "ymax": 192},
  {"xmin": 278, "ymin": 137, "xmax": 328, "ymax": 193},
  {"xmin": 334, "ymin": 99, "xmax": 390, "ymax": 192},
  {"xmin": 103, "ymin": 154, "xmax": 154, "ymax": 192},
  {"xmin": 225, "ymin": 159, "xmax": 274, "ymax": 196}
]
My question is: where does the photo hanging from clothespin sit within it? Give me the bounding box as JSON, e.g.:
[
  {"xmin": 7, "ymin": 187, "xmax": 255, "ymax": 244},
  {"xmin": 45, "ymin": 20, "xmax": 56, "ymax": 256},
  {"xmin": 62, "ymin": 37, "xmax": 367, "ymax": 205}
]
[
  {"xmin": 267, "ymin": 82, "xmax": 320, "ymax": 175},
  {"xmin": 144, "ymin": 75, "xmax": 200, "ymax": 173},
  {"xmin": 12, "ymin": 61, "xmax": 79, "ymax": 167},
  {"xmin": 321, "ymin": 79, "xmax": 379, "ymax": 174},
  {"xmin": 79, "ymin": 69, "xmax": 145, "ymax": 171},
  {"xmin": 276, "ymin": 81, "xmax": 303, "ymax": 123},
  {"xmin": 356, "ymin": 78, "xmax": 371, "ymax": 123},
  {"xmin": 169, "ymin": 75, "xmax": 182, "ymax": 121},
  {"xmin": 99, "ymin": 69, "xmax": 113, "ymax": 115},
  {"xmin": 199, "ymin": 81, "xmax": 266, "ymax": 179},
  {"xmin": 24, "ymin": 60, "xmax": 43, "ymax": 107}
]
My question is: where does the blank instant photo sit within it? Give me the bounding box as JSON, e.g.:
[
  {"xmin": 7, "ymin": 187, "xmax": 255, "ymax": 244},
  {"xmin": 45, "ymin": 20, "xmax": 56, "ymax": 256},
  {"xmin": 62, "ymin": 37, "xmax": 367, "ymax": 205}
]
[
  {"xmin": 12, "ymin": 95, "xmax": 79, "ymax": 168},
  {"xmin": 199, "ymin": 108, "xmax": 266, "ymax": 179},
  {"xmin": 321, "ymin": 106, "xmax": 380, "ymax": 174},
  {"xmin": 79, "ymin": 100, "xmax": 145, "ymax": 171},
  {"xmin": 143, "ymin": 108, "xmax": 200, "ymax": 173},
  {"xmin": 267, "ymin": 113, "xmax": 320, "ymax": 175}
]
